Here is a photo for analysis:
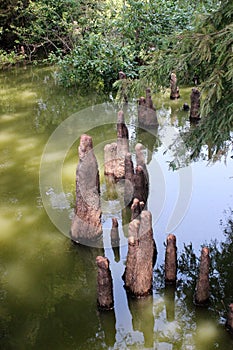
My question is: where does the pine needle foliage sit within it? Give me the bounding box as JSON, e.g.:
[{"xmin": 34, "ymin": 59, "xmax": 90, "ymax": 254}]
[{"xmin": 139, "ymin": 0, "xmax": 233, "ymax": 161}]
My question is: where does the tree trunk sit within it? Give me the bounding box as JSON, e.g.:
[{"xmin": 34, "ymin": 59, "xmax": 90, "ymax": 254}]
[
  {"xmin": 96, "ymin": 256, "xmax": 114, "ymax": 310},
  {"xmin": 70, "ymin": 134, "xmax": 102, "ymax": 244},
  {"xmin": 194, "ymin": 247, "xmax": 210, "ymax": 305},
  {"xmin": 123, "ymin": 211, "xmax": 157, "ymax": 297},
  {"xmin": 165, "ymin": 234, "xmax": 177, "ymax": 284}
]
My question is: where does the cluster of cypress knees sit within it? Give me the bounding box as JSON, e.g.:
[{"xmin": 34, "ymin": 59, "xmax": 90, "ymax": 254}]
[{"xmin": 69, "ymin": 83, "xmax": 233, "ymax": 334}]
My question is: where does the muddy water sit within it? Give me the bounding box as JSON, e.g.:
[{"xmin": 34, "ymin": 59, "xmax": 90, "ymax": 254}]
[{"xmin": 0, "ymin": 65, "xmax": 232, "ymax": 349}]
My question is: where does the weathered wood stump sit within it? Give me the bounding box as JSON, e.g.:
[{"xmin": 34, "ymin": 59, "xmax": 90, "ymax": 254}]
[
  {"xmin": 96, "ymin": 256, "xmax": 114, "ymax": 310},
  {"xmin": 135, "ymin": 143, "xmax": 146, "ymax": 167},
  {"xmin": 190, "ymin": 88, "xmax": 201, "ymax": 121},
  {"xmin": 104, "ymin": 111, "xmax": 129, "ymax": 180},
  {"xmin": 70, "ymin": 134, "xmax": 102, "ymax": 244},
  {"xmin": 135, "ymin": 143, "xmax": 149, "ymax": 201},
  {"xmin": 131, "ymin": 198, "xmax": 144, "ymax": 221},
  {"xmin": 165, "ymin": 234, "xmax": 177, "ymax": 285},
  {"xmin": 133, "ymin": 166, "xmax": 149, "ymax": 206},
  {"xmin": 123, "ymin": 219, "xmax": 140, "ymax": 291},
  {"xmin": 226, "ymin": 304, "xmax": 233, "ymax": 334},
  {"xmin": 194, "ymin": 247, "xmax": 210, "ymax": 306},
  {"xmin": 124, "ymin": 145, "xmax": 149, "ymax": 208},
  {"xmin": 123, "ymin": 211, "xmax": 157, "ymax": 297},
  {"xmin": 170, "ymin": 72, "xmax": 180, "ymax": 100},
  {"xmin": 104, "ymin": 143, "xmax": 117, "ymax": 177},
  {"xmin": 138, "ymin": 88, "xmax": 158, "ymax": 128},
  {"xmin": 124, "ymin": 153, "xmax": 134, "ymax": 206}
]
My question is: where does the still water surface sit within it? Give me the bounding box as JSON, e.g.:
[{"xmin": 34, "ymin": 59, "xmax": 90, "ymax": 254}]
[{"xmin": 0, "ymin": 66, "xmax": 232, "ymax": 349}]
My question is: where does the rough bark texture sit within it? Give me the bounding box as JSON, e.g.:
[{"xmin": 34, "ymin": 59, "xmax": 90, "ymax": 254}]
[
  {"xmin": 131, "ymin": 198, "xmax": 144, "ymax": 221},
  {"xmin": 124, "ymin": 153, "xmax": 134, "ymax": 206},
  {"xmin": 226, "ymin": 304, "xmax": 233, "ymax": 334},
  {"xmin": 96, "ymin": 256, "xmax": 114, "ymax": 310},
  {"xmin": 133, "ymin": 166, "xmax": 149, "ymax": 206},
  {"xmin": 135, "ymin": 143, "xmax": 149, "ymax": 203},
  {"xmin": 123, "ymin": 219, "xmax": 140, "ymax": 292},
  {"xmin": 104, "ymin": 143, "xmax": 117, "ymax": 177},
  {"xmin": 165, "ymin": 234, "xmax": 177, "ymax": 284},
  {"xmin": 104, "ymin": 111, "xmax": 129, "ymax": 180},
  {"xmin": 135, "ymin": 143, "xmax": 146, "ymax": 168},
  {"xmin": 138, "ymin": 88, "xmax": 158, "ymax": 128},
  {"xmin": 70, "ymin": 134, "xmax": 102, "ymax": 244},
  {"xmin": 194, "ymin": 247, "xmax": 210, "ymax": 305},
  {"xmin": 190, "ymin": 88, "xmax": 201, "ymax": 120},
  {"xmin": 170, "ymin": 73, "xmax": 180, "ymax": 100},
  {"xmin": 123, "ymin": 211, "xmax": 157, "ymax": 297}
]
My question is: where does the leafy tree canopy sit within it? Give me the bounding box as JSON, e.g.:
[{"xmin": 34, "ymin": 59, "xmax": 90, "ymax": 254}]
[
  {"xmin": 0, "ymin": 0, "xmax": 231, "ymax": 161},
  {"xmin": 119, "ymin": 0, "xmax": 233, "ymax": 162}
]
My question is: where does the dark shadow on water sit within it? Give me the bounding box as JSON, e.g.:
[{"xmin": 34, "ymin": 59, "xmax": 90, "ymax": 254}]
[{"xmin": 98, "ymin": 309, "xmax": 116, "ymax": 347}]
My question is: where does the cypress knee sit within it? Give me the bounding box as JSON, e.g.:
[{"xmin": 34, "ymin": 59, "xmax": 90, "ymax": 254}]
[
  {"xmin": 165, "ymin": 234, "xmax": 177, "ymax": 284},
  {"xmin": 135, "ymin": 143, "xmax": 149, "ymax": 200},
  {"xmin": 138, "ymin": 88, "xmax": 158, "ymax": 128},
  {"xmin": 70, "ymin": 134, "xmax": 102, "ymax": 244},
  {"xmin": 190, "ymin": 88, "xmax": 201, "ymax": 120},
  {"xmin": 96, "ymin": 256, "xmax": 114, "ymax": 310},
  {"xmin": 135, "ymin": 211, "xmax": 156, "ymax": 296},
  {"xmin": 170, "ymin": 73, "xmax": 180, "ymax": 100},
  {"xmin": 124, "ymin": 153, "xmax": 134, "ymax": 206},
  {"xmin": 194, "ymin": 247, "xmax": 210, "ymax": 306},
  {"xmin": 133, "ymin": 166, "xmax": 149, "ymax": 206},
  {"xmin": 123, "ymin": 219, "xmax": 140, "ymax": 291},
  {"xmin": 123, "ymin": 211, "xmax": 157, "ymax": 297},
  {"xmin": 131, "ymin": 198, "xmax": 144, "ymax": 221},
  {"xmin": 104, "ymin": 143, "xmax": 117, "ymax": 177}
]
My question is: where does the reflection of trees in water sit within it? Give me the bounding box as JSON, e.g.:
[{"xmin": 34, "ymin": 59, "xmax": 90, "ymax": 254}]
[
  {"xmin": 177, "ymin": 209, "xmax": 233, "ymax": 322},
  {"xmin": 151, "ymin": 209, "xmax": 233, "ymax": 349},
  {"xmin": 209, "ymin": 210, "xmax": 233, "ymax": 316}
]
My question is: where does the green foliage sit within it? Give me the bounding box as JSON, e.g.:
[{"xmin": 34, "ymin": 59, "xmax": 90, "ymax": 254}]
[
  {"xmin": 0, "ymin": 49, "xmax": 25, "ymax": 67},
  {"xmin": 116, "ymin": 0, "xmax": 198, "ymax": 51},
  {"xmin": 57, "ymin": 33, "xmax": 138, "ymax": 90},
  {"xmin": 130, "ymin": 0, "xmax": 233, "ymax": 162},
  {"xmin": 0, "ymin": 0, "xmax": 103, "ymax": 60},
  {"xmin": 57, "ymin": 0, "xmax": 220, "ymax": 89}
]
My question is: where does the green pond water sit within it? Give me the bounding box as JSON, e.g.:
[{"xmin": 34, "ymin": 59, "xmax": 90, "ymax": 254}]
[{"xmin": 0, "ymin": 65, "xmax": 233, "ymax": 350}]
